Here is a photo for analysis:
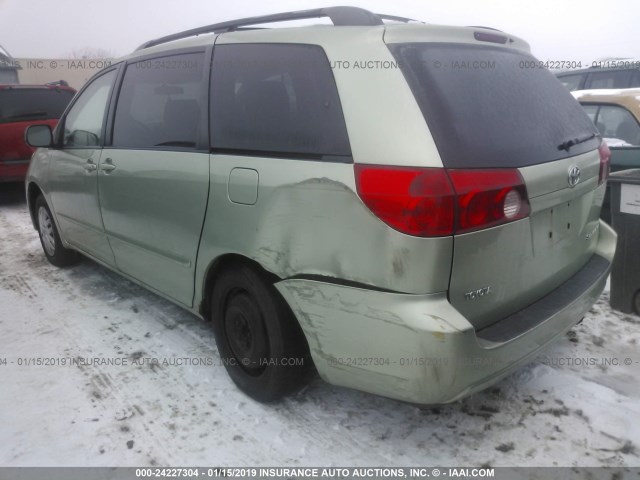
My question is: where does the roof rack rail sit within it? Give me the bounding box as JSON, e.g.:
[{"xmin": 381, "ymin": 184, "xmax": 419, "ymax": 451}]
[
  {"xmin": 467, "ymin": 25, "xmax": 504, "ymax": 32},
  {"xmin": 136, "ymin": 6, "xmax": 420, "ymax": 51},
  {"xmin": 377, "ymin": 14, "xmax": 419, "ymax": 24}
]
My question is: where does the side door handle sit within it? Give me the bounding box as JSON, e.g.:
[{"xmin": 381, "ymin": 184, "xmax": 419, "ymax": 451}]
[
  {"xmin": 84, "ymin": 159, "xmax": 97, "ymax": 172},
  {"xmin": 100, "ymin": 158, "xmax": 117, "ymax": 173}
]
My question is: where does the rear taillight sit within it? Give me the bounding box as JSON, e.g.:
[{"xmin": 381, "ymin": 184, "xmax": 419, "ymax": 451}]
[
  {"xmin": 354, "ymin": 165, "xmax": 455, "ymax": 237},
  {"xmin": 598, "ymin": 141, "xmax": 611, "ymax": 186},
  {"xmin": 447, "ymin": 169, "xmax": 530, "ymax": 234},
  {"xmin": 355, "ymin": 165, "xmax": 530, "ymax": 237}
]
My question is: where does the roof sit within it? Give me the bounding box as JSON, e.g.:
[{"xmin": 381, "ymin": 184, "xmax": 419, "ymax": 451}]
[
  {"xmin": 136, "ymin": 6, "xmax": 420, "ymax": 50},
  {"xmin": 121, "ymin": 6, "xmax": 527, "ymax": 62}
]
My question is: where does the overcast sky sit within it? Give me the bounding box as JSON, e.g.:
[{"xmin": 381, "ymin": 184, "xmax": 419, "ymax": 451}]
[{"xmin": 1, "ymin": 0, "xmax": 638, "ymax": 63}]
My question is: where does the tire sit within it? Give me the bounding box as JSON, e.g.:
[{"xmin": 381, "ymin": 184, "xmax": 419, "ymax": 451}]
[
  {"xmin": 34, "ymin": 195, "xmax": 79, "ymax": 268},
  {"xmin": 211, "ymin": 263, "xmax": 310, "ymax": 402}
]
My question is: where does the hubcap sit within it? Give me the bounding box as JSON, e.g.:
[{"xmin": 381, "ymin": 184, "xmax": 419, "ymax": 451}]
[
  {"xmin": 224, "ymin": 291, "xmax": 269, "ymax": 375},
  {"xmin": 38, "ymin": 206, "xmax": 56, "ymax": 256}
]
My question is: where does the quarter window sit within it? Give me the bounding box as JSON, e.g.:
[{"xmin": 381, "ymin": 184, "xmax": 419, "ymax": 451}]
[
  {"xmin": 63, "ymin": 70, "xmax": 116, "ymax": 148},
  {"xmin": 210, "ymin": 44, "xmax": 351, "ymax": 159},
  {"xmin": 112, "ymin": 53, "xmax": 205, "ymax": 149}
]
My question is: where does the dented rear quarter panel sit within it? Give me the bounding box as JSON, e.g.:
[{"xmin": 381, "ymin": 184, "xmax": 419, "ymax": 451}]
[{"xmin": 194, "ymin": 156, "xmax": 453, "ymax": 309}]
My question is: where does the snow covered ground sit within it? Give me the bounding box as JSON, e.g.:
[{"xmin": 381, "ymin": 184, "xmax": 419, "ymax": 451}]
[{"xmin": 0, "ymin": 183, "xmax": 639, "ymax": 467}]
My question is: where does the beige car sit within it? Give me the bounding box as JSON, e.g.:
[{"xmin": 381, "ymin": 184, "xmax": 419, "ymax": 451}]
[
  {"xmin": 573, "ymin": 88, "xmax": 640, "ymax": 221},
  {"xmin": 573, "ymin": 88, "xmax": 640, "ymax": 147}
]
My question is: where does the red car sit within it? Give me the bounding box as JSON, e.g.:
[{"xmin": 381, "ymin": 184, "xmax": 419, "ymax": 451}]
[{"xmin": 0, "ymin": 84, "xmax": 75, "ymax": 182}]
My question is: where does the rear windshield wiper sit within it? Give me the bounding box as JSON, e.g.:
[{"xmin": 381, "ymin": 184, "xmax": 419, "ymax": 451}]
[{"xmin": 557, "ymin": 132, "xmax": 597, "ymax": 152}]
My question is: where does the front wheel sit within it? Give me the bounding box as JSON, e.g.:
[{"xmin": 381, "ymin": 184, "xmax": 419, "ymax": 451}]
[
  {"xmin": 35, "ymin": 195, "xmax": 79, "ymax": 268},
  {"xmin": 211, "ymin": 264, "xmax": 310, "ymax": 402}
]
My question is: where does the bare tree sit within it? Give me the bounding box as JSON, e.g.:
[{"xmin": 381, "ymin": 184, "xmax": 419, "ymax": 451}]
[{"xmin": 68, "ymin": 47, "xmax": 114, "ymax": 59}]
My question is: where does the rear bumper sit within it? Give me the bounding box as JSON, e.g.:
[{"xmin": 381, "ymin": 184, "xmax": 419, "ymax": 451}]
[
  {"xmin": 276, "ymin": 220, "xmax": 616, "ymax": 404},
  {"xmin": 0, "ymin": 159, "xmax": 30, "ymax": 182}
]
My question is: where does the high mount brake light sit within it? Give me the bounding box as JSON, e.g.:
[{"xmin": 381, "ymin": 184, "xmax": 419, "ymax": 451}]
[
  {"xmin": 473, "ymin": 31, "xmax": 508, "ymax": 44},
  {"xmin": 355, "ymin": 165, "xmax": 530, "ymax": 237}
]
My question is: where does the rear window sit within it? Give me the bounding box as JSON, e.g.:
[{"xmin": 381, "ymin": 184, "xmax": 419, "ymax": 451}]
[
  {"xmin": 0, "ymin": 88, "xmax": 74, "ymax": 124},
  {"xmin": 389, "ymin": 43, "xmax": 599, "ymax": 168}
]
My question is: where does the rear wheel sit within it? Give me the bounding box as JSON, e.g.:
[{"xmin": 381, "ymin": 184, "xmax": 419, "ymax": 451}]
[
  {"xmin": 35, "ymin": 195, "xmax": 79, "ymax": 268},
  {"xmin": 211, "ymin": 264, "xmax": 309, "ymax": 402}
]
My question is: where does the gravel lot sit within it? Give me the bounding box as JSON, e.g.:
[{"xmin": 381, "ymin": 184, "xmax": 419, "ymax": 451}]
[{"xmin": 0, "ymin": 183, "xmax": 639, "ymax": 467}]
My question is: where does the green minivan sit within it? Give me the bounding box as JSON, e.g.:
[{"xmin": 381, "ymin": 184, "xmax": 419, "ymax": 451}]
[{"xmin": 24, "ymin": 7, "xmax": 616, "ymax": 404}]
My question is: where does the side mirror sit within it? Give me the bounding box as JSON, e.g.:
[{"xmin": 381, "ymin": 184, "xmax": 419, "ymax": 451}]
[{"xmin": 25, "ymin": 125, "xmax": 53, "ymax": 148}]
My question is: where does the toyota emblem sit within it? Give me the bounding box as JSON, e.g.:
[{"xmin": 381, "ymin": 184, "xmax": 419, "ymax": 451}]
[{"xmin": 568, "ymin": 165, "xmax": 581, "ymax": 187}]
